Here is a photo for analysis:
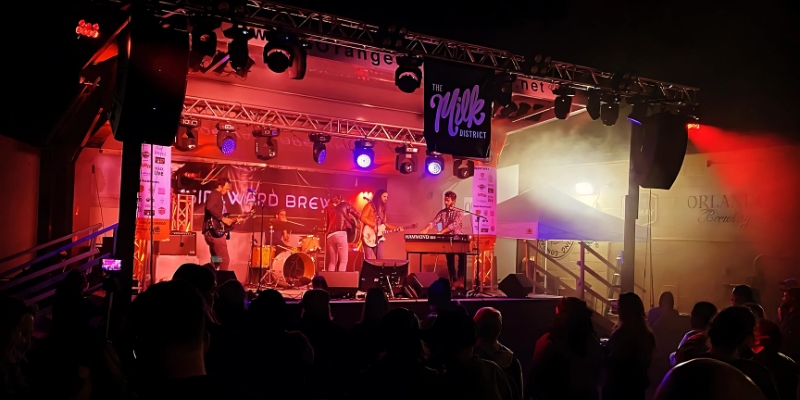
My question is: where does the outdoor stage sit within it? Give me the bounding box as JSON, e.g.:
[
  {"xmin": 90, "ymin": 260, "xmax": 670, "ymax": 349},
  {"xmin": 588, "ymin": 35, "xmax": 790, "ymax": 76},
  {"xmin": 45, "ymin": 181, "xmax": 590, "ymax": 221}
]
[{"xmin": 278, "ymin": 290, "xmax": 561, "ymax": 373}]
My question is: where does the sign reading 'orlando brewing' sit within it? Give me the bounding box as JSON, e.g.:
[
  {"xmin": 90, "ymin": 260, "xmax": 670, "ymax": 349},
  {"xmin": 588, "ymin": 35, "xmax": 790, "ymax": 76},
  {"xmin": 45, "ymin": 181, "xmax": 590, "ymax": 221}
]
[{"xmin": 423, "ymin": 59, "xmax": 493, "ymax": 159}]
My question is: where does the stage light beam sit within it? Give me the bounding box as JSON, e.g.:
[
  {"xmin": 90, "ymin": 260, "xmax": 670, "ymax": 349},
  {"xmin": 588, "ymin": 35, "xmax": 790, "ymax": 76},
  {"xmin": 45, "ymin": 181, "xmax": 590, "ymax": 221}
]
[
  {"xmin": 216, "ymin": 122, "xmax": 237, "ymax": 155},
  {"xmin": 353, "ymin": 139, "xmax": 375, "ymax": 169},
  {"xmin": 310, "ymin": 133, "xmax": 331, "ymax": 164},
  {"xmin": 425, "ymin": 151, "xmax": 445, "ymax": 176}
]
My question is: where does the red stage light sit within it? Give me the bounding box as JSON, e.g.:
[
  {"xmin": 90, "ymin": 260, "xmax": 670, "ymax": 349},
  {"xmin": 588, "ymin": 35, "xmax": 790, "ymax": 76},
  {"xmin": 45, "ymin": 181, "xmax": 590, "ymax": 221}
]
[
  {"xmin": 687, "ymin": 123, "xmax": 700, "ymax": 130},
  {"xmin": 76, "ymin": 20, "xmax": 100, "ymax": 39}
]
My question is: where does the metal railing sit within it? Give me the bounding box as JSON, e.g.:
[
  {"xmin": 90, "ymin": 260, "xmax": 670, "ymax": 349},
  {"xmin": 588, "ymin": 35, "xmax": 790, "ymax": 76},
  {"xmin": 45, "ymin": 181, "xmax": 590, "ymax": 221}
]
[
  {"xmin": 0, "ymin": 224, "xmax": 119, "ymax": 308},
  {"xmin": 523, "ymin": 240, "xmax": 645, "ymax": 313}
]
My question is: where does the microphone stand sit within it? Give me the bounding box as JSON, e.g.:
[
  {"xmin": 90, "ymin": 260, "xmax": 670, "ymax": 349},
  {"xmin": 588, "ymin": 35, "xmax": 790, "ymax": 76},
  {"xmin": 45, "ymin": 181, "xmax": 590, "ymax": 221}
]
[
  {"xmin": 453, "ymin": 206, "xmax": 488, "ymax": 297},
  {"xmin": 256, "ymin": 198, "xmax": 267, "ymax": 293}
]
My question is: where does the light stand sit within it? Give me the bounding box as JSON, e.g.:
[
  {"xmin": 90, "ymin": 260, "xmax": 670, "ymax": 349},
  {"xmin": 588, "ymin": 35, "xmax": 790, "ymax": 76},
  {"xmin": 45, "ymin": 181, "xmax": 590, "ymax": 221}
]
[{"xmin": 453, "ymin": 206, "xmax": 487, "ymax": 297}]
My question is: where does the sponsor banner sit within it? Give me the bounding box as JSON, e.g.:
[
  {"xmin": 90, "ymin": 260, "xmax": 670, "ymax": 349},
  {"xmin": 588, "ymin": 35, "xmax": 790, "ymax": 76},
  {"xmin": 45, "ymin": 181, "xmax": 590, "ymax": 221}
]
[
  {"xmin": 471, "ymin": 166, "xmax": 497, "ymax": 236},
  {"xmin": 423, "ymin": 58, "xmax": 493, "ymax": 159},
  {"xmin": 513, "ymin": 77, "xmax": 557, "ymax": 101},
  {"xmin": 136, "ymin": 144, "xmax": 172, "ymax": 241}
]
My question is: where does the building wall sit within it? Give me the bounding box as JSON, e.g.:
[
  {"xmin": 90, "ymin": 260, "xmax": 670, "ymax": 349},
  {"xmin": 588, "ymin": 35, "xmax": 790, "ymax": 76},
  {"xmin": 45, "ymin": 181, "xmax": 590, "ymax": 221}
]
[{"xmin": 0, "ymin": 136, "xmax": 41, "ymax": 274}]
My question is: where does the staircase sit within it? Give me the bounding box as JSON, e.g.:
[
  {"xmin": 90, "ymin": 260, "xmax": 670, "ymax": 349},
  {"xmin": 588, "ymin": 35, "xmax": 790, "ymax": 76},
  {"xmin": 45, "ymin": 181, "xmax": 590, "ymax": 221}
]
[
  {"xmin": 523, "ymin": 240, "xmax": 645, "ymax": 336},
  {"xmin": 0, "ymin": 223, "xmax": 118, "ymax": 317}
]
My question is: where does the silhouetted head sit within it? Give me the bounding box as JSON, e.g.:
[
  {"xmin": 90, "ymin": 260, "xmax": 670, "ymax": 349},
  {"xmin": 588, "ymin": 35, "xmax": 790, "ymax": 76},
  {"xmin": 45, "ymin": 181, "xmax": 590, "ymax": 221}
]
[
  {"xmin": 311, "ymin": 275, "xmax": 328, "ymax": 290},
  {"xmin": 743, "ymin": 302, "xmax": 765, "ymax": 320},
  {"xmin": 127, "ymin": 281, "xmax": 206, "ymax": 377},
  {"xmin": 301, "ymin": 289, "xmax": 331, "ymax": 321},
  {"xmin": 0, "ymin": 296, "xmax": 35, "ymax": 364},
  {"xmin": 708, "ymin": 306, "xmax": 756, "ymax": 354},
  {"xmin": 474, "ymin": 307, "xmax": 502, "ymax": 343},
  {"xmin": 424, "ymin": 311, "xmax": 477, "ymax": 359},
  {"xmin": 173, "ymin": 263, "xmax": 216, "ymax": 307},
  {"xmin": 782, "ymin": 287, "xmax": 800, "ymax": 309},
  {"xmin": 659, "ymin": 291, "xmax": 675, "ymax": 309},
  {"xmin": 731, "ymin": 285, "xmax": 754, "ymax": 306},
  {"xmin": 380, "ymin": 308, "xmax": 422, "ymax": 357},
  {"xmin": 361, "ymin": 288, "xmax": 389, "ymax": 324},
  {"xmin": 690, "ymin": 301, "xmax": 718, "ymax": 330},
  {"xmin": 428, "ymin": 278, "xmax": 452, "ymax": 309},
  {"xmin": 247, "ymin": 289, "xmax": 289, "ymax": 332},
  {"xmin": 550, "ymin": 297, "xmax": 596, "ymax": 357},
  {"xmin": 655, "ymin": 358, "xmax": 766, "ymax": 400},
  {"xmin": 214, "ymin": 280, "xmax": 246, "ymax": 325},
  {"xmin": 754, "ymin": 319, "xmax": 782, "ymax": 353},
  {"xmin": 617, "ymin": 292, "xmax": 647, "ymax": 326}
]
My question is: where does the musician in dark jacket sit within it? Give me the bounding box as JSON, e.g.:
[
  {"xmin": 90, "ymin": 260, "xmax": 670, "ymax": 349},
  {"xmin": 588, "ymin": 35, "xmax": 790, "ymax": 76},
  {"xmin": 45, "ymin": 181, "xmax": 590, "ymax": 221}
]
[
  {"xmin": 203, "ymin": 178, "xmax": 234, "ymax": 270},
  {"xmin": 324, "ymin": 195, "xmax": 360, "ymax": 272}
]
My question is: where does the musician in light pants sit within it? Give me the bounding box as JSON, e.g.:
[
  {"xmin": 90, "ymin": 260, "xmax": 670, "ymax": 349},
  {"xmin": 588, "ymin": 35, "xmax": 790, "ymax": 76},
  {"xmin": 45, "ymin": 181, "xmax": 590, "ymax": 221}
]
[
  {"xmin": 324, "ymin": 195, "xmax": 361, "ymax": 271},
  {"xmin": 361, "ymin": 189, "xmax": 402, "ymax": 260}
]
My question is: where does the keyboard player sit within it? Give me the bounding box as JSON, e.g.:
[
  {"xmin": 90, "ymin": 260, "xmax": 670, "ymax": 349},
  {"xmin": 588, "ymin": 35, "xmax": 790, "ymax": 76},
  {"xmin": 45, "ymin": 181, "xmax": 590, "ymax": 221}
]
[{"xmin": 421, "ymin": 191, "xmax": 466, "ymax": 286}]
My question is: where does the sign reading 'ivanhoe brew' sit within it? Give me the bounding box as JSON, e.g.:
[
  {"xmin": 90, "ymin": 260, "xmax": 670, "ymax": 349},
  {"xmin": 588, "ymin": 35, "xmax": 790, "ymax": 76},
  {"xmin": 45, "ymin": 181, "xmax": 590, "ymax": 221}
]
[{"xmin": 423, "ymin": 58, "xmax": 493, "ymax": 159}]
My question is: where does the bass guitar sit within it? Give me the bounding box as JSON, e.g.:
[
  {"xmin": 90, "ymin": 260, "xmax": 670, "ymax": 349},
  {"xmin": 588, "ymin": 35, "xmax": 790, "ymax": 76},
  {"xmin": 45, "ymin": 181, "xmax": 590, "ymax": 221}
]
[
  {"xmin": 362, "ymin": 223, "xmax": 418, "ymax": 248},
  {"xmin": 207, "ymin": 209, "xmax": 256, "ymax": 239}
]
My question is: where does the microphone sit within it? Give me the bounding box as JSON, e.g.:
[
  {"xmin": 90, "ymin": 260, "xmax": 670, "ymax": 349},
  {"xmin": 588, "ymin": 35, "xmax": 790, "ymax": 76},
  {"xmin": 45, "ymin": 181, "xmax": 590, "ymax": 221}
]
[
  {"xmin": 247, "ymin": 188, "xmax": 257, "ymax": 193},
  {"xmin": 363, "ymin": 196, "xmax": 371, "ymax": 201}
]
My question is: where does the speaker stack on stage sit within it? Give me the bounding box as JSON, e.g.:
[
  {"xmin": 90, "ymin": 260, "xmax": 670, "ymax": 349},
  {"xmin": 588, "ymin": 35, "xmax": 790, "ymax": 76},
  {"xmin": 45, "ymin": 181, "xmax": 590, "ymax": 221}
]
[
  {"xmin": 359, "ymin": 259, "xmax": 410, "ymax": 297},
  {"xmin": 318, "ymin": 271, "xmax": 360, "ymax": 298},
  {"xmin": 403, "ymin": 272, "xmax": 439, "ymax": 298},
  {"xmin": 499, "ymin": 273, "xmax": 534, "ymax": 298}
]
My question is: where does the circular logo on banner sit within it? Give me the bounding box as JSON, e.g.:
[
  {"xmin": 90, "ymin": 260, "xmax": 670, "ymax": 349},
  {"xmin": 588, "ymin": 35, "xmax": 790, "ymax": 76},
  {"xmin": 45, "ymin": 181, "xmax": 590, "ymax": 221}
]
[{"xmin": 538, "ymin": 240, "xmax": 574, "ymax": 260}]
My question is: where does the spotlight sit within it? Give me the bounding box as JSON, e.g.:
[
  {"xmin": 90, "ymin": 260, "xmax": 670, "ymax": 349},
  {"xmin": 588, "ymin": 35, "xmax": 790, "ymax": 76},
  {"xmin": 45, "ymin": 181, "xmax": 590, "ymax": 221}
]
[
  {"xmin": 353, "ymin": 139, "xmax": 375, "ymax": 169},
  {"xmin": 188, "ymin": 18, "xmax": 220, "ymax": 71},
  {"xmin": 575, "ymin": 182, "xmax": 594, "ymax": 195},
  {"xmin": 310, "ymin": 133, "xmax": 331, "ymax": 164},
  {"xmin": 263, "ymin": 31, "xmax": 308, "ymax": 79},
  {"xmin": 553, "ymin": 86, "xmax": 576, "ymax": 120},
  {"xmin": 395, "ymin": 145, "xmax": 419, "ymax": 174},
  {"xmin": 216, "ymin": 122, "xmax": 237, "ymax": 155},
  {"xmin": 175, "ymin": 118, "xmax": 199, "ymax": 151},
  {"xmin": 493, "ymin": 74, "xmax": 516, "ymax": 108},
  {"xmin": 395, "ymin": 56, "xmax": 423, "ymax": 93},
  {"xmin": 425, "ymin": 151, "xmax": 445, "ymax": 176},
  {"xmin": 528, "ymin": 54, "xmax": 552, "ymax": 76},
  {"xmin": 223, "ymin": 25, "xmax": 255, "ymax": 76},
  {"xmin": 255, "ymin": 137, "xmax": 278, "ymax": 160},
  {"xmin": 586, "ymin": 90, "xmax": 601, "ymax": 120},
  {"xmin": 627, "ymin": 98, "xmax": 649, "ymax": 125},
  {"xmin": 600, "ymin": 94, "xmax": 620, "ymax": 127},
  {"xmin": 453, "ymin": 159, "xmax": 474, "ymax": 179},
  {"xmin": 76, "ymin": 20, "xmax": 100, "ymax": 39}
]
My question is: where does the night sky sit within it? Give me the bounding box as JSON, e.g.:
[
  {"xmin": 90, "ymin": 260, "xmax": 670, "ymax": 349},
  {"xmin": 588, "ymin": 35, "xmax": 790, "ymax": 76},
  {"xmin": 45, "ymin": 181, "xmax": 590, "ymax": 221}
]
[{"xmin": 6, "ymin": 0, "xmax": 798, "ymax": 144}]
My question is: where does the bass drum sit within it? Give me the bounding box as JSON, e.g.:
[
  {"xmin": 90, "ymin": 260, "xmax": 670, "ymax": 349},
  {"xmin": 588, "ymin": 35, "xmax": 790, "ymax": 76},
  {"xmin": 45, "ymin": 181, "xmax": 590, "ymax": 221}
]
[{"xmin": 280, "ymin": 253, "xmax": 315, "ymax": 284}]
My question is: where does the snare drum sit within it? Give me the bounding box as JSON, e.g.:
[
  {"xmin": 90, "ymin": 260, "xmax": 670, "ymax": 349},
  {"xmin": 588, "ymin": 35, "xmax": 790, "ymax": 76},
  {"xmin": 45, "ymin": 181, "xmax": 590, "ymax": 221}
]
[{"xmin": 300, "ymin": 236, "xmax": 321, "ymax": 252}]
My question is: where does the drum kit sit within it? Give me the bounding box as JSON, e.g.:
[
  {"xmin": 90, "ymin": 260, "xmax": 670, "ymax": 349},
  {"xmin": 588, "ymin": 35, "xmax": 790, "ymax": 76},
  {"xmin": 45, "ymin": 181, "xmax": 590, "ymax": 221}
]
[{"xmin": 249, "ymin": 217, "xmax": 323, "ymax": 289}]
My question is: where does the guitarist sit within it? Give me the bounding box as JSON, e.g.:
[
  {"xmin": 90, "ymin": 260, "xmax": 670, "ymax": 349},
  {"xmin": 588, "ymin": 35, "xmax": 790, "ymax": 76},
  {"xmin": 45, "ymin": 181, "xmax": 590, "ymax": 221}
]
[
  {"xmin": 324, "ymin": 195, "xmax": 360, "ymax": 271},
  {"xmin": 203, "ymin": 178, "xmax": 235, "ymax": 271},
  {"xmin": 360, "ymin": 189, "xmax": 403, "ymax": 259}
]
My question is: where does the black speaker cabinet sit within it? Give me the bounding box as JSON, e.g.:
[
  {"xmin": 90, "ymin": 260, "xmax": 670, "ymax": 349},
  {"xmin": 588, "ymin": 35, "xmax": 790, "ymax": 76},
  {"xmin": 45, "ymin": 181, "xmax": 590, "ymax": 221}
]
[
  {"xmin": 110, "ymin": 11, "xmax": 189, "ymax": 145},
  {"xmin": 318, "ymin": 271, "xmax": 360, "ymax": 299},
  {"xmin": 499, "ymin": 273, "xmax": 534, "ymax": 298},
  {"xmin": 404, "ymin": 272, "xmax": 440, "ymax": 298},
  {"xmin": 633, "ymin": 113, "xmax": 689, "ymax": 190}
]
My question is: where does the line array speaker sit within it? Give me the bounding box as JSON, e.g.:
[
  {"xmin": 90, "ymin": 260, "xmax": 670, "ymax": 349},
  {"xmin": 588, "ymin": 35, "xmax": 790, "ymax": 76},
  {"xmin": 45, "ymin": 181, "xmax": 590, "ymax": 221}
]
[{"xmin": 633, "ymin": 113, "xmax": 689, "ymax": 190}]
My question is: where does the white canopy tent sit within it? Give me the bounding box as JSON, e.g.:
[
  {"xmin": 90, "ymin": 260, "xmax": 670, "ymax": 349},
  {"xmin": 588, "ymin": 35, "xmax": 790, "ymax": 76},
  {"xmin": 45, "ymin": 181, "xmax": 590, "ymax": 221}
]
[{"xmin": 496, "ymin": 181, "xmax": 648, "ymax": 242}]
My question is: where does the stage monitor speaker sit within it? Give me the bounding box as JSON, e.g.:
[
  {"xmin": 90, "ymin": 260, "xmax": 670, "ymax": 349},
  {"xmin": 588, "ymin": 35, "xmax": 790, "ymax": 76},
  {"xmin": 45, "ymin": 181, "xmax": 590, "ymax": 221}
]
[
  {"xmin": 216, "ymin": 270, "xmax": 238, "ymax": 286},
  {"xmin": 318, "ymin": 271, "xmax": 359, "ymax": 299},
  {"xmin": 499, "ymin": 273, "xmax": 534, "ymax": 298},
  {"xmin": 110, "ymin": 11, "xmax": 189, "ymax": 145},
  {"xmin": 633, "ymin": 113, "xmax": 689, "ymax": 190},
  {"xmin": 404, "ymin": 272, "xmax": 440, "ymax": 298},
  {"xmin": 154, "ymin": 232, "xmax": 197, "ymax": 256},
  {"xmin": 155, "ymin": 255, "xmax": 200, "ymax": 283},
  {"xmin": 359, "ymin": 259, "xmax": 409, "ymax": 295}
]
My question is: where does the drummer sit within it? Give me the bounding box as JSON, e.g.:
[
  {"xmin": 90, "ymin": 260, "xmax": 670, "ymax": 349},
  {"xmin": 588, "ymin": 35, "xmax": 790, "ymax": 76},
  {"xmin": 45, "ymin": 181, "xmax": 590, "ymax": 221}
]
[{"xmin": 271, "ymin": 209, "xmax": 293, "ymax": 253}]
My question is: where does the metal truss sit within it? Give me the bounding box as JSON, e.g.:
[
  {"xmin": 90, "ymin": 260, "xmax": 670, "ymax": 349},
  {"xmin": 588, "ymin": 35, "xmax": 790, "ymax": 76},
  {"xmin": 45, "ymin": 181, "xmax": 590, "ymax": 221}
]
[
  {"xmin": 96, "ymin": 0, "xmax": 699, "ymax": 104},
  {"xmin": 182, "ymin": 96, "xmax": 426, "ymax": 144},
  {"xmin": 171, "ymin": 194, "xmax": 195, "ymax": 232}
]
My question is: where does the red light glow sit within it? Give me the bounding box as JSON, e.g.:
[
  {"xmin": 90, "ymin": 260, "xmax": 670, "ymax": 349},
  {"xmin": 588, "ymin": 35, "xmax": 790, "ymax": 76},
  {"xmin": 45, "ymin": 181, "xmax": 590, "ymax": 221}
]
[{"xmin": 77, "ymin": 20, "xmax": 100, "ymax": 39}]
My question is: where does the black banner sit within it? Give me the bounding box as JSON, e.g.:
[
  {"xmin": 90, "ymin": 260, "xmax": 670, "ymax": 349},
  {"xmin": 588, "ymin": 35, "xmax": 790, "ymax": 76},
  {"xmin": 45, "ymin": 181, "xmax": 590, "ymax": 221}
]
[
  {"xmin": 174, "ymin": 163, "xmax": 387, "ymax": 234},
  {"xmin": 423, "ymin": 58, "xmax": 493, "ymax": 159}
]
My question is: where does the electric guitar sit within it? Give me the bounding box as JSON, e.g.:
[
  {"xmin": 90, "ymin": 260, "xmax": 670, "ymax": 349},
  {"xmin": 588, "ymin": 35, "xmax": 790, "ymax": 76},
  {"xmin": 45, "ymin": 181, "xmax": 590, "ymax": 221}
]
[
  {"xmin": 362, "ymin": 223, "xmax": 418, "ymax": 248},
  {"xmin": 207, "ymin": 209, "xmax": 256, "ymax": 239}
]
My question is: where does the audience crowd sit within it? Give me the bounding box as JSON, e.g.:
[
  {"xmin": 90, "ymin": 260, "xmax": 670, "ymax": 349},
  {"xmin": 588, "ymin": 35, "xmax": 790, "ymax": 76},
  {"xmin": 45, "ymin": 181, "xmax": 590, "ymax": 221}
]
[{"xmin": 1, "ymin": 264, "xmax": 799, "ymax": 400}]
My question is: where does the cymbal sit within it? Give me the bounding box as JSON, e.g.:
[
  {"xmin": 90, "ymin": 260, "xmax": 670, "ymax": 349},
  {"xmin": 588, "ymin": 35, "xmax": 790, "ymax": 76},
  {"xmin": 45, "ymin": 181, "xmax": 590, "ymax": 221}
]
[{"xmin": 270, "ymin": 218, "xmax": 304, "ymax": 226}]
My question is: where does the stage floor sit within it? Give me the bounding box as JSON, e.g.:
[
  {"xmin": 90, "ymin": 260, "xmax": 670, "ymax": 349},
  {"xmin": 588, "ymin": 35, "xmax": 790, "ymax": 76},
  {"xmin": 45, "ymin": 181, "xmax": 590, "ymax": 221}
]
[{"xmin": 270, "ymin": 288, "xmax": 560, "ymax": 374}]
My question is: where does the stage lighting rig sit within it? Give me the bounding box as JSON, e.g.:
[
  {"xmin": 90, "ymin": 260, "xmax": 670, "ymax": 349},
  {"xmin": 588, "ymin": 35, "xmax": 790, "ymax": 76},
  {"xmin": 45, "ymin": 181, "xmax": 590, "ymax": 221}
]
[
  {"xmin": 254, "ymin": 127, "xmax": 279, "ymax": 160},
  {"xmin": 395, "ymin": 145, "xmax": 418, "ymax": 174},
  {"xmin": 216, "ymin": 122, "xmax": 237, "ymax": 155},
  {"xmin": 553, "ymin": 86, "xmax": 576, "ymax": 120},
  {"xmin": 627, "ymin": 97, "xmax": 649, "ymax": 125},
  {"xmin": 223, "ymin": 24, "xmax": 255, "ymax": 76},
  {"xmin": 263, "ymin": 30, "xmax": 309, "ymax": 80},
  {"xmin": 586, "ymin": 90, "xmax": 601, "ymax": 120},
  {"xmin": 354, "ymin": 139, "xmax": 375, "ymax": 169},
  {"xmin": 528, "ymin": 54, "xmax": 552, "ymax": 76},
  {"xmin": 175, "ymin": 118, "xmax": 199, "ymax": 151},
  {"xmin": 601, "ymin": 94, "xmax": 620, "ymax": 127},
  {"xmin": 424, "ymin": 151, "xmax": 445, "ymax": 176},
  {"xmin": 395, "ymin": 55, "xmax": 423, "ymax": 93},
  {"xmin": 189, "ymin": 18, "xmax": 221, "ymax": 71},
  {"xmin": 493, "ymin": 73, "xmax": 516, "ymax": 109},
  {"xmin": 453, "ymin": 159, "xmax": 475, "ymax": 179},
  {"xmin": 310, "ymin": 133, "xmax": 330, "ymax": 164}
]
